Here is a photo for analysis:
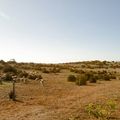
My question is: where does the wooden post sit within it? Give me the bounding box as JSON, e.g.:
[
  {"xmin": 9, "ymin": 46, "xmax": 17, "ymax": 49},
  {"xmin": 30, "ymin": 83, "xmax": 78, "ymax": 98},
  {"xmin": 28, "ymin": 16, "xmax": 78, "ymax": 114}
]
[
  {"xmin": 12, "ymin": 76, "xmax": 17, "ymax": 101},
  {"xmin": 12, "ymin": 79, "xmax": 16, "ymax": 101},
  {"xmin": 0, "ymin": 75, "xmax": 2, "ymax": 85}
]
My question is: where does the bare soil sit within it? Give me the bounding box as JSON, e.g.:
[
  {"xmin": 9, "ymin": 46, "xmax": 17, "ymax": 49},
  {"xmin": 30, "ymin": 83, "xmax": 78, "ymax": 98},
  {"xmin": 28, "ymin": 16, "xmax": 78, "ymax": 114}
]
[{"xmin": 0, "ymin": 71, "xmax": 120, "ymax": 120}]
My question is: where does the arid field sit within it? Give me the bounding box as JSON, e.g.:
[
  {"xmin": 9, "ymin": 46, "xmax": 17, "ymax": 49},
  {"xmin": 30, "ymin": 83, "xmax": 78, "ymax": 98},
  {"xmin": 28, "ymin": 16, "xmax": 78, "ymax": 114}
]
[{"xmin": 0, "ymin": 60, "xmax": 120, "ymax": 120}]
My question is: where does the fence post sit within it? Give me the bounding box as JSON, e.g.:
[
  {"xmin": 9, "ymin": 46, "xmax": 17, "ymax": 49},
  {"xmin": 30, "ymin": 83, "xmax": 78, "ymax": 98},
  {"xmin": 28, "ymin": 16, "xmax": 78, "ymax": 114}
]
[{"xmin": 12, "ymin": 76, "xmax": 17, "ymax": 101}]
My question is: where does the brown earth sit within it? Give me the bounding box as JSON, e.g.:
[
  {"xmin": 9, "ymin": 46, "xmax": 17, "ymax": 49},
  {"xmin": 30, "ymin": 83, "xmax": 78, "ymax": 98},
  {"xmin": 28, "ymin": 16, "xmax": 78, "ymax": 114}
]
[{"xmin": 0, "ymin": 71, "xmax": 120, "ymax": 120}]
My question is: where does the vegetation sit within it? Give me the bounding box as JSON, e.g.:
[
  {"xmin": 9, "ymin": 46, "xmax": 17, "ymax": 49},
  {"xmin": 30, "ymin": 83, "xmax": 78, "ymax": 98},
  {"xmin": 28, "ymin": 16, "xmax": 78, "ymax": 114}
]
[
  {"xmin": 85, "ymin": 100, "xmax": 117, "ymax": 120},
  {"xmin": 3, "ymin": 65, "xmax": 17, "ymax": 74},
  {"xmin": 18, "ymin": 71, "xmax": 28, "ymax": 78},
  {"xmin": 0, "ymin": 80, "xmax": 2, "ymax": 84},
  {"xmin": 0, "ymin": 59, "xmax": 120, "ymax": 119},
  {"xmin": 68, "ymin": 75, "xmax": 76, "ymax": 82},
  {"xmin": 42, "ymin": 68, "xmax": 50, "ymax": 73},
  {"xmin": 70, "ymin": 69, "xmax": 85, "ymax": 74},
  {"xmin": 76, "ymin": 74, "xmax": 87, "ymax": 85},
  {"xmin": 41, "ymin": 67, "xmax": 61, "ymax": 73},
  {"xmin": 69, "ymin": 69, "xmax": 117, "ymax": 85},
  {"xmin": 3, "ymin": 73, "xmax": 13, "ymax": 81},
  {"xmin": 28, "ymin": 74, "xmax": 42, "ymax": 80}
]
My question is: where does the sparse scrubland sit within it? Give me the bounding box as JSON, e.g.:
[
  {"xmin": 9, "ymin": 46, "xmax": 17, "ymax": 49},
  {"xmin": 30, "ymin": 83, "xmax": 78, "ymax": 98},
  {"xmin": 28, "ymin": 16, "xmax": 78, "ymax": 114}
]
[{"xmin": 0, "ymin": 60, "xmax": 120, "ymax": 120}]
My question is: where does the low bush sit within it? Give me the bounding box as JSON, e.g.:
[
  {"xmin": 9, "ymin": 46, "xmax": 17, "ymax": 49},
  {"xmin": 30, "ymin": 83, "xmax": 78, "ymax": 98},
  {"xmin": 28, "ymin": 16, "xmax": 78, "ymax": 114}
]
[
  {"xmin": 68, "ymin": 75, "xmax": 76, "ymax": 82},
  {"xmin": 42, "ymin": 68, "xmax": 49, "ymax": 73},
  {"xmin": 0, "ymin": 80, "xmax": 2, "ymax": 84},
  {"xmin": 76, "ymin": 74, "xmax": 87, "ymax": 86},
  {"xmin": 0, "ymin": 65, "xmax": 3, "ymax": 70},
  {"xmin": 27, "ymin": 74, "xmax": 42, "ymax": 80},
  {"xmin": 96, "ymin": 72, "xmax": 113, "ymax": 81},
  {"xmin": 0, "ymin": 60, "xmax": 6, "ymax": 65},
  {"xmin": 70, "ymin": 69, "xmax": 85, "ymax": 74},
  {"xmin": 37, "ymin": 75, "xmax": 42, "ymax": 79},
  {"xmin": 85, "ymin": 100, "xmax": 117, "ymax": 120},
  {"xmin": 89, "ymin": 76, "xmax": 97, "ymax": 83},
  {"xmin": 3, "ymin": 73, "xmax": 13, "ymax": 81},
  {"xmin": 18, "ymin": 71, "xmax": 28, "ymax": 78},
  {"xmin": 28, "ymin": 74, "xmax": 37, "ymax": 80},
  {"xmin": 84, "ymin": 72, "xmax": 97, "ymax": 83},
  {"xmin": 104, "ymin": 74, "xmax": 111, "ymax": 81},
  {"xmin": 50, "ymin": 67, "xmax": 61, "ymax": 73},
  {"xmin": 3, "ymin": 65, "xmax": 17, "ymax": 74}
]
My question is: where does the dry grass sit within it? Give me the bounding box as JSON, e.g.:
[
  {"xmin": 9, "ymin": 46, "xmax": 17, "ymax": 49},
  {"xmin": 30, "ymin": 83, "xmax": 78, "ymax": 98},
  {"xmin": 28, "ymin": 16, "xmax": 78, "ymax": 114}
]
[{"xmin": 0, "ymin": 68, "xmax": 120, "ymax": 120}]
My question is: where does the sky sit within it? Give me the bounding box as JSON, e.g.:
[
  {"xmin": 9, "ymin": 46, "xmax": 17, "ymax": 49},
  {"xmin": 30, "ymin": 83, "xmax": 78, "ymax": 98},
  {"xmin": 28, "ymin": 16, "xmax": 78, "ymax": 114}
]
[{"xmin": 0, "ymin": 0, "xmax": 120, "ymax": 63}]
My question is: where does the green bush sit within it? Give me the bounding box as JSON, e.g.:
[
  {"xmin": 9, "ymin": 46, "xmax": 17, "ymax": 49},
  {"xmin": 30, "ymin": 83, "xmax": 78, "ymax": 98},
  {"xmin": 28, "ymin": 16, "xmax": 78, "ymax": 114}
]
[
  {"xmin": 85, "ymin": 100, "xmax": 117, "ymax": 120},
  {"xmin": 76, "ymin": 74, "xmax": 87, "ymax": 86},
  {"xmin": 68, "ymin": 75, "xmax": 76, "ymax": 82}
]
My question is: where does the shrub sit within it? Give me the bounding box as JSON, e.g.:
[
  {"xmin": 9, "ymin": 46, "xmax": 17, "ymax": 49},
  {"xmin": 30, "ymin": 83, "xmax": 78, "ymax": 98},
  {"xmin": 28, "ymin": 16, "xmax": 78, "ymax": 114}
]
[
  {"xmin": 97, "ymin": 71, "xmax": 113, "ymax": 81},
  {"xmin": 70, "ymin": 69, "xmax": 85, "ymax": 74},
  {"xmin": 18, "ymin": 71, "xmax": 28, "ymax": 78},
  {"xmin": 50, "ymin": 67, "xmax": 61, "ymax": 73},
  {"xmin": 42, "ymin": 68, "xmax": 49, "ymax": 73},
  {"xmin": 28, "ymin": 74, "xmax": 42, "ymax": 80},
  {"xmin": 97, "ymin": 73, "xmax": 103, "ymax": 80},
  {"xmin": 89, "ymin": 75, "xmax": 98, "ymax": 83},
  {"xmin": 34, "ymin": 66, "xmax": 42, "ymax": 71},
  {"xmin": 38, "ymin": 75, "xmax": 42, "ymax": 79},
  {"xmin": 28, "ymin": 74, "xmax": 37, "ymax": 80},
  {"xmin": 85, "ymin": 100, "xmax": 117, "ymax": 120},
  {"xmin": 89, "ymin": 77, "xmax": 97, "ymax": 83},
  {"xmin": 78, "ymin": 72, "xmax": 98, "ymax": 83},
  {"xmin": 0, "ymin": 60, "xmax": 6, "ymax": 65},
  {"xmin": 110, "ymin": 74, "xmax": 116, "ymax": 79},
  {"xmin": 3, "ymin": 73, "xmax": 13, "ymax": 81},
  {"xmin": 84, "ymin": 73, "xmax": 91, "ymax": 81},
  {"xmin": 0, "ymin": 65, "xmax": 3, "ymax": 70},
  {"xmin": 0, "ymin": 80, "xmax": 2, "ymax": 84},
  {"xmin": 70, "ymin": 68, "xmax": 75, "ymax": 72},
  {"xmin": 3, "ymin": 65, "xmax": 17, "ymax": 74},
  {"xmin": 76, "ymin": 74, "xmax": 87, "ymax": 86},
  {"xmin": 68, "ymin": 75, "xmax": 76, "ymax": 82},
  {"xmin": 104, "ymin": 74, "xmax": 111, "ymax": 81}
]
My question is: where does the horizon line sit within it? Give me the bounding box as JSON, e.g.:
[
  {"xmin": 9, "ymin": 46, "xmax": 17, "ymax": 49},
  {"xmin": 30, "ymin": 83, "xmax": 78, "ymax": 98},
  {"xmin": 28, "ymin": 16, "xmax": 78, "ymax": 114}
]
[{"xmin": 1, "ymin": 59, "xmax": 120, "ymax": 64}]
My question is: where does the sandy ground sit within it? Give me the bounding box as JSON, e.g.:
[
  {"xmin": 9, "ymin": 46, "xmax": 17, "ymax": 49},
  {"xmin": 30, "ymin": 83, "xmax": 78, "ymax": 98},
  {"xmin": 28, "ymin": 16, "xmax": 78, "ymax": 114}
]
[{"xmin": 0, "ymin": 72, "xmax": 120, "ymax": 120}]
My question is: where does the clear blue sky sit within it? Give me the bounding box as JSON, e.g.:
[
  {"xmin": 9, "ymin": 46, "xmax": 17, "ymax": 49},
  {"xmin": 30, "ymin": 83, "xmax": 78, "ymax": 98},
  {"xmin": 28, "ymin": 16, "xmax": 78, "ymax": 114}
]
[{"xmin": 0, "ymin": 0, "xmax": 120, "ymax": 63}]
